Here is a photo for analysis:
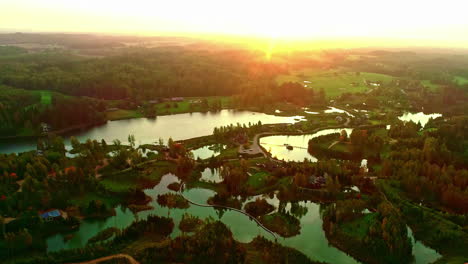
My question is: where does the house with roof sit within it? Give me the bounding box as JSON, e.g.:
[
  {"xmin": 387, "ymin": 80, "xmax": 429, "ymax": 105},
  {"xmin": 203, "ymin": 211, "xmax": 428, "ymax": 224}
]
[{"xmin": 39, "ymin": 209, "xmax": 63, "ymax": 222}]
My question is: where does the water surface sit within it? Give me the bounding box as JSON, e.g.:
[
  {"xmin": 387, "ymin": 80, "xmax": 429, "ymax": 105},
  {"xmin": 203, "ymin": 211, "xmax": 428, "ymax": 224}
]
[
  {"xmin": 260, "ymin": 128, "xmax": 353, "ymax": 162},
  {"xmin": 398, "ymin": 112, "xmax": 442, "ymax": 128},
  {"xmin": 1, "ymin": 110, "xmax": 304, "ymax": 154}
]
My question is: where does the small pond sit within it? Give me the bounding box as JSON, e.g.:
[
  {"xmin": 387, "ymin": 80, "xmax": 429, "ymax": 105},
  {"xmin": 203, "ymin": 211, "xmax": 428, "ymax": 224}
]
[
  {"xmin": 191, "ymin": 144, "xmax": 225, "ymax": 160},
  {"xmin": 398, "ymin": 112, "xmax": 442, "ymax": 128},
  {"xmin": 260, "ymin": 128, "xmax": 353, "ymax": 162}
]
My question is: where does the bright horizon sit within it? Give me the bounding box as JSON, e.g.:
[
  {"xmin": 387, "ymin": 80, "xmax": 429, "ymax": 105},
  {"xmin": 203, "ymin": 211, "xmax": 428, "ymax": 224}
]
[{"xmin": 1, "ymin": 0, "xmax": 468, "ymax": 48}]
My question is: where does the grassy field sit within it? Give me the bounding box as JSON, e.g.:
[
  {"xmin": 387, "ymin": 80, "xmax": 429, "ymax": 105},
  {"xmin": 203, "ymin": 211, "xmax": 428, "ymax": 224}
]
[
  {"xmin": 421, "ymin": 80, "xmax": 441, "ymax": 91},
  {"xmin": 340, "ymin": 213, "xmax": 377, "ymax": 240},
  {"xmin": 70, "ymin": 191, "xmax": 122, "ymax": 209},
  {"xmin": 276, "ymin": 68, "xmax": 393, "ymax": 98},
  {"xmin": 247, "ymin": 171, "xmax": 270, "ymax": 189},
  {"xmin": 106, "ymin": 96, "xmax": 231, "ymax": 120},
  {"xmin": 153, "ymin": 96, "xmax": 231, "ymax": 115},
  {"xmin": 101, "ymin": 161, "xmax": 175, "ymax": 192},
  {"xmin": 454, "ymin": 75, "xmax": 468, "ymax": 85},
  {"xmin": 106, "ymin": 109, "xmax": 143, "ymax": 120},
  {"xmin": 40, "ymin": 91, "xmax": 52, "ymax": 105}
]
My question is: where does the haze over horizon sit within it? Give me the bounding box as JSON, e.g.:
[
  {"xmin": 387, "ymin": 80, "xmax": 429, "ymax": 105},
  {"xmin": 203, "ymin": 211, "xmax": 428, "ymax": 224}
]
[{"xmin": 1, "ymin": 0, "xmax": 468, "ymax": 48}]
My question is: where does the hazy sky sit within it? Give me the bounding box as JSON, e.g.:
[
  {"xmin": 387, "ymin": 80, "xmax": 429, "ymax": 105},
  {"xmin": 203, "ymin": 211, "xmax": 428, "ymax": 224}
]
[{"xmin": 1, "ymin": 0, "xmax": 468, "ymax": 46}]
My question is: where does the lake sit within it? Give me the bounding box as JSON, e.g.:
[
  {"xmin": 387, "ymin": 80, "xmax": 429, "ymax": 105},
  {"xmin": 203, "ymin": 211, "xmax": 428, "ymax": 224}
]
[
  {"xmin": 0, "ymin": 110, "xmax": 304, "ymax": 154},
  {"xmin": 260, "ymin": 128, "xmax": 353, "ymax": 162}
]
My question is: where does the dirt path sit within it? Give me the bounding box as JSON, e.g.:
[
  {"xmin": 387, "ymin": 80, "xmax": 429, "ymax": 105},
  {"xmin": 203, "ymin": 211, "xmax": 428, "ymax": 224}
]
[
  {"xmin": 16, "ymin": 179, "xmax": 24, "ymax": 192},
  {"xmin": 344, "ymin": 117, "xmax": 351, "ymax": 126},
  {"xmin": 328, "ymin": 141, "xmax": 340, "ymax": 149},
  {"xmin": 69, "ymin": 254, "xmax": 139, "ymax": 264},
  {"xmin": 179, "ymin": 182, "xmax": 278, "ymax": 241}
]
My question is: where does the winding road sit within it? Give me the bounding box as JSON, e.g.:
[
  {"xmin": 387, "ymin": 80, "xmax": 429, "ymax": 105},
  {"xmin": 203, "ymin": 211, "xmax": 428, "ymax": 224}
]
[{"xmin": 69, "ymin": 254, "xmax": 139, "ymax": 264}]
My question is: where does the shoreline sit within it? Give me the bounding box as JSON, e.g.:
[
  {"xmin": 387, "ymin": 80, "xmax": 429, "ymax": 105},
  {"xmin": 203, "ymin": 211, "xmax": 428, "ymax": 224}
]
[{"xmin": 0, "ymin": 121, "xmax": 107, "ymax": 140}]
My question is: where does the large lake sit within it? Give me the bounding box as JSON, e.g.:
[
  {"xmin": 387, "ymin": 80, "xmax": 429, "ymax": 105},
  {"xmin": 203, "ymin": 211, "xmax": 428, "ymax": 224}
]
[{"xmin": 0, "ymin": 110, "xmax": 304, "ymax": 154}]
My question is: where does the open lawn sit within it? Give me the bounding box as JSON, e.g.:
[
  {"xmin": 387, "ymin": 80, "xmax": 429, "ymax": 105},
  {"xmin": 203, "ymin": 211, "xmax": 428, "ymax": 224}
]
[
  {"xmin": 421, "ymin": 80, "xmax": 441, "ymax": 92},
  {"xmin": 70, "ymin": 191, "xmax": 122, "ymax": 209},
  {"xmin": 276, "ymin": 68, "xmax": 393, "ymax": 98},
  {"xmin": 101, "ymin": 161, "xmax": 175, "ymax": 192},
  {"xmin": 153, "ymin": 96, "xmax": 231, "ymax": 115},
  {"xmin": 340, "ymin": 213, "xmax": 377, "ymax": 240},
  {"xmin": 40, "ymin": 91, "xmax": 52, "ymax": 105},
  {"xmin": 106, "ymin": 109, "xmax": 143, "ymax": 120},
  {"xmin": 454, "ymin": 76, "xmax": 468, "ymax": 85},
  {"xmin": 247, "ymin": 171, "xmax": 270, "ymax": 189}
]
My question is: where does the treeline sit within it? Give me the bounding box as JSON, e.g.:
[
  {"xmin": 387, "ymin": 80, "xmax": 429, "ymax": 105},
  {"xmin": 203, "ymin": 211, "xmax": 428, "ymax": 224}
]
[
  {"xmin": 308, "ymin": 129, "xmax": 384, "ymax": 161},
  {"xmin": 323, "ymin": 199, "xmax": 413, "ymax": 264},
  {"xmin": 234, "ymin": 81, "xmax": 326, "ymax": 107},
  {"xmin": 383, "ymin": 118, "xmax": 468, "ymax": 213},
  {"xmin": 0, "ymin": 86, "xmax": 105, "ymax": 137},
  {"xmin": 0, "ymin": 47, "xmax": 285, "ymax": 100},
  {"xmin": 342, "ymin": 50, "xmax": 468, "ymax": 82}
]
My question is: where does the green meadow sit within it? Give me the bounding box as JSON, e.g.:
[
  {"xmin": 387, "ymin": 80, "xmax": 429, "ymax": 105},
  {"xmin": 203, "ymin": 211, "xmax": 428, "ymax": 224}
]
[{"xmin": 276, "ymin": 68, "xmax": 393, "ymax": 98}]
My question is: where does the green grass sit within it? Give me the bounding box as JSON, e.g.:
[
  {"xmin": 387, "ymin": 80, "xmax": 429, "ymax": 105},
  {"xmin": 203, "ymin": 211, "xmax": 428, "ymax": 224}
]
[
  {"xmin": 100, "ymin": 161, "xmax": 174, "ymax": 192},
  {"xmin": 106, "ymin": 96, "xmax": 231, "ymax": 120},
  {"xmin": 421, "ymin": 80, "xmax": 441, "ymax": 91},
  {"xmin": 153, "ymin": 96, "xmax": 231, "ymax": 115},
  {"xmin": 40, "ymin": 91, "xmax": 52, "ymax": 105},
  {"xmin": 101, "ymin": 170, "xmax": 141, "ymax": 192},
  {"xmin": 275, "ymin": 68, "xmax": 393, "ymax": 98},
  {"xmin": 247, "ymin": 171, "xmax": 270, "ymax": 189},
  {"xmin": 372, "ymin": 128, "xmax": 388, "ymax": 138},
  {"xmin": 340, "ymin": 213, "xmax": 377, "ymax": 240},
  {"xmin": 70, "ymin": 191, "xmax": 122, "ymax": 209},
  {"xmin": 106, "ymin": 109, "xmax": 143, "ymax": 120},
  {"xmin": 217, "ymin": 146, "xmax": 239, "ymax": 159},
  {"xmin": 454, "ymin": 76, "xmax": 468, "ymax": 85},
  {"xmin": 377, "ymin": 180, "xmax": 468, "ymax": 257},
  {"xmin": 331, "ymin": 142, "xmax": 350, "ymax": 153}
]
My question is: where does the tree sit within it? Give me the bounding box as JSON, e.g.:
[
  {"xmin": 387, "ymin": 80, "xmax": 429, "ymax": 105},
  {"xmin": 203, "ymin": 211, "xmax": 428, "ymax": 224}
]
[
  {"xmin": 70, "ymin": 136, "xmax": 80, "ymax": 151},
  {"xmin": 0, "ymin": 216, "xmax": 5, "ymax": 238},
  {"xmin": 128, "ymin": 134, "xmax": 136, "ymax": 148},
  {"xmin": 340, "ymin": 129, "xmax": 348, "ymax": 142}
]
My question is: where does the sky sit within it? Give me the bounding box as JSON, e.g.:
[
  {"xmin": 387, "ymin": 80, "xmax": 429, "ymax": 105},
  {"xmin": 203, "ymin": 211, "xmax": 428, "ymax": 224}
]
[{"xmin": 1, "ymin": 0, "xmax": 468, "ymax": 47}]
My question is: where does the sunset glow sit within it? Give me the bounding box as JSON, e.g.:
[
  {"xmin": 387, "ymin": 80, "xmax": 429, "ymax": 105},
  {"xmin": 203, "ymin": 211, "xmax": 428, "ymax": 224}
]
[{"xmin": 2, "ymin": 0, "xmax": 468, "ymax": 47}]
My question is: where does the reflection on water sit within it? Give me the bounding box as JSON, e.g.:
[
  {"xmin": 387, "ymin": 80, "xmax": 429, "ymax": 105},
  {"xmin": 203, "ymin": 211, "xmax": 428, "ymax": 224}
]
[
  {"xmin": 260, "ymin": 128, "xmax": 353, "ymax": 162},
  {"xmin": 1, "ymin": 110, "xmax": 304, "ymax": 154},
  {"xmin": 407, "ymin": 226, "xmax": 441, "ymax": 264},
  {"xmin": 45, "ymin": 172, "xmax": 441, "ymax": 264},
  {"xmin": 398, "ymin": 112, "xmax": 442, "ymax": 128},
  {"xmin": 191, "ymin": 144, "xmax": 225, "ymax": 160},
  {"xmin": 46, "ymin": 173, "xmax": 359, "ymax": 263},
  {"xmin": 200, "ymin": 167, "xmax": 223, "ymax": 183},
  {"xmin": 324, "ymin": 107, "xmax": 355, "ymax": 117}
]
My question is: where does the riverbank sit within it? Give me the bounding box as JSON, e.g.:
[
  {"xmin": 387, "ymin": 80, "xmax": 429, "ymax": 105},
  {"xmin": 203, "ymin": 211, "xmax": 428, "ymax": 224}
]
[{"xmin": 0, "ymin": 121, "xmax": 107, "ymax": 140}]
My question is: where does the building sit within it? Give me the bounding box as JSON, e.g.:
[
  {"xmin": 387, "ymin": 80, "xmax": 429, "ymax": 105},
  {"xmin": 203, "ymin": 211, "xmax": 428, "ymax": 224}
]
[
  {"xmin": 171, "ymin": 97, "xmax": 184, "ymax": 102},
  {"xmin": 39, "ymin": 209, "xmax": 62, "ymax": 222}
]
